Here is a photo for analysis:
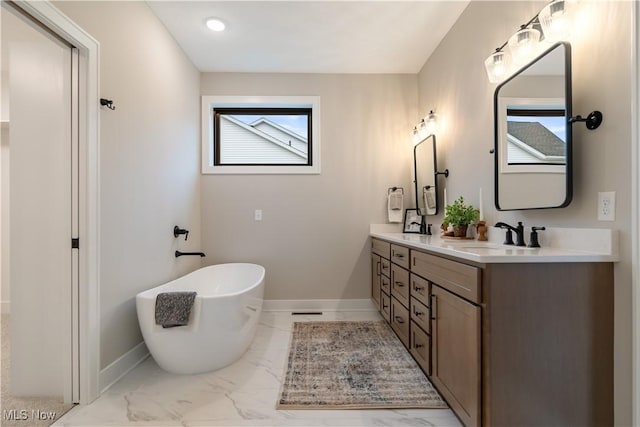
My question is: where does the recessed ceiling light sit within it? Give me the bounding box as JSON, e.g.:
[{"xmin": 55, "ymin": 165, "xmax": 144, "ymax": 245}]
[{"xmin": 206, "ymin": 18, "xmax": 226, "ymax": 32}]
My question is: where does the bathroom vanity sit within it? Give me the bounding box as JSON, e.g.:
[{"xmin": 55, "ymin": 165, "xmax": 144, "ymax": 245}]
[{"xmin": 370, "ymin": 228, "xmax": 617, "ymax": 427}]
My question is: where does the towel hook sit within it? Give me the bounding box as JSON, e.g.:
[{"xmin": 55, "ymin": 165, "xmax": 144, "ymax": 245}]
[{"xmin": 100, "ymin": 98, "xmax": 116, "ymax": 111}]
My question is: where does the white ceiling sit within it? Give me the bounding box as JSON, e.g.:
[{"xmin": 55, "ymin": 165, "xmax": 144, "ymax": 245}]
[{"xmin": 146, "ymin": 1, "xmax": 469, "ymax": 74}]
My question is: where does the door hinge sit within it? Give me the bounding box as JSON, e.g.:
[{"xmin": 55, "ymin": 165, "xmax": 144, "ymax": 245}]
[{"xmin": 71, "ymin": 238, "xmax": 79, "ymax": 249}]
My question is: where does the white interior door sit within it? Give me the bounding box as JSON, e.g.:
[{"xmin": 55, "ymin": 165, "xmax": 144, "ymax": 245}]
[{"xmin": 4, "ymin": 6, "xmax": 75, "ymax": 400}]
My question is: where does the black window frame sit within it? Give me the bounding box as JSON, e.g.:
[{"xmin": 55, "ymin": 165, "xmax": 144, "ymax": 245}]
[{"xmin": 213, "ymin": 107, "xmax": 313, "ymax": 167}]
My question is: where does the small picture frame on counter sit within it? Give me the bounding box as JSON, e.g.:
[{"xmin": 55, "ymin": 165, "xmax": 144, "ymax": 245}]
[{"xmin": 403, "ymin": 209, "xmax": 423, "ymax": 234}]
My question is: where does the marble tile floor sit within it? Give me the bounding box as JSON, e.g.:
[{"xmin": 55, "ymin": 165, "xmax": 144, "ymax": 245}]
[{"xmin": 53, "ymin": 310, "xmax": 462, "ymax": 427}]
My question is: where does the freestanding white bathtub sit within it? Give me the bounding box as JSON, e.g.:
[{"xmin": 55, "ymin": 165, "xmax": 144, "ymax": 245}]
[{"xmin": 136, "ymin": 263, "xmax": 265, "ymax": 374}]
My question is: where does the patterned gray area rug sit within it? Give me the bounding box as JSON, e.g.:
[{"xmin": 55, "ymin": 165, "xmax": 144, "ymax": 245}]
[{"xmin": 277, "ymin": 321, "xmax": 448, "ymax": 410}]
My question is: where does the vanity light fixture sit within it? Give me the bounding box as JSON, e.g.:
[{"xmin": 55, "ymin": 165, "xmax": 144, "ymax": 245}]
[
  {"xmin": 412, "ymin": 110, "xmax": 439, "ymax": 144},
  {"xmin": 484, "ymin": 0, "xmax": 574, "ymax": 83},
  {"xmin": 206, "ymin": 17, "xmax": 226, "ymax": 32}
]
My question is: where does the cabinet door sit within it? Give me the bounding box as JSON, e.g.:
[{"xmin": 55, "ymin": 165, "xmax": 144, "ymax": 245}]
[
  {"xmin": 370, "ymin": 253, "xmax": 381, "ymax": 306},
  {"xmin": 431, "ymin": 285, "xmax": 481, "ymax": 427}
]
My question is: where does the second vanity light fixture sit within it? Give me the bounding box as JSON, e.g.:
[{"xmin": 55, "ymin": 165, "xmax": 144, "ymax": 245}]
[
  {"xmin": 412, "ymin": 110, "xmax": 439, "ymax": 145},
  {"xmin": 484, "ymin": 0, "xmax": 574, "ymax": 83},
  {"xmin": 412, "ymin": 110, "xmax": 449, "ymax": 177}
]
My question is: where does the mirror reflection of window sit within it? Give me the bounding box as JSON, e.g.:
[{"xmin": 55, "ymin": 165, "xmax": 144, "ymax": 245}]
[{"xmin": 506, "ymin": 107, "xmax": 566, "ymax": 165}]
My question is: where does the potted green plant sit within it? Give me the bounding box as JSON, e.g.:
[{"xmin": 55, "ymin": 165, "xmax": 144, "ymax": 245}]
[{"xmin": 443, "ymin": 196, "xmax": 480, "ymax": 237}]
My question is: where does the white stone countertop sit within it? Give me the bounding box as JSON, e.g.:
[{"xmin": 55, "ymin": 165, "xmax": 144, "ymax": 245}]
[{"xmin": 370, "ymin": 224, "xmax": 619, "ymax": 264}]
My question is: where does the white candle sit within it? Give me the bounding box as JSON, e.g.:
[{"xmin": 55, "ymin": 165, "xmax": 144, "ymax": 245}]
[
  {"xmin": 444, "ymin": 188, "xmax": 448, "ymax": 208},
  {"xmin": 479, "ymin": 187, "xmax": 484, "ymax": 221}
]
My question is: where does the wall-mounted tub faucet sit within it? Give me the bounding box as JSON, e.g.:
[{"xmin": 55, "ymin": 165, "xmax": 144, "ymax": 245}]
[
  {"xmin": 174, "ymin": 226, "xmax": 189, "ymax": 241},
  {"xmin": 495, "ymin": 221, "xmax": 526, "ymax": 247},
  {"xmin": 175, "ymin": 251, "xmax": 205, "ymax": 258}
]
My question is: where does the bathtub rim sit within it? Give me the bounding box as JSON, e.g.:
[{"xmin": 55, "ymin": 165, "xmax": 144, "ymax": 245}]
[{"xmin": 136, "ymin": 263, "xmax": 265, "ymax": 301}]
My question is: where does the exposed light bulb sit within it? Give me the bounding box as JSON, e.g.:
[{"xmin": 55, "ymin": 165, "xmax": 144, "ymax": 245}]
[{"xmin": 206, "ymin": 18, "xmax": 226, "ymax": 32}]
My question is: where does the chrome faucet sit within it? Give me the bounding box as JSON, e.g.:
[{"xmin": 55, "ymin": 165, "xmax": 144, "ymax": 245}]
[{"xmin": 495, "ymin": 221, "xmax": 526, "ymax": 247}]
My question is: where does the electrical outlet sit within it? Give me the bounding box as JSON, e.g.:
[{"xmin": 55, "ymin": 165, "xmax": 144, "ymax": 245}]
[
  {"xmin": 254, "ymin": 209, "xmax": 262, "ymax": 221},
  {"xmin": 597, "ymin": 192, "xmax": 615, "ymax": 221}
]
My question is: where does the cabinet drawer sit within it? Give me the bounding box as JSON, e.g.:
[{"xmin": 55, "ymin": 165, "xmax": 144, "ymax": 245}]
[
  {"xmin": 391, "ymin": 296, "xmax": 410, "ymax": 348},
  {"xmin": 391, "ymin": 264, "xmax": 409, "ymax": 308},
  {"xmin": 411, "ymin": 250, "xmax": 481, "ymax": 303},
  {"xmin": 380, "ymin": 258, "xmax": 391, "ymax": 278},
  {"xmin": 381, "ymin": 275, "xmax": 390, "ymax": 296},
  {"xmin": 410, "ymin": 297, "xmax": 430, "ymax": 334},
  {"xmin": 410, "ymin": 321, "xmax": 431, "ymax": 376},
  {"xmin": 391, "ymin": 244, "xmax": 410, "ymax": 269},
  {"xmin": 380, "ymin": 292, "xmax": 391, "ymax": 323},
  {"xmin": 410, "ymin": 274, "xmax": 430, "ymax": 307},
  {"xmin": 371, "ymin": 238, "xmax": 390, "ymax": 258}
]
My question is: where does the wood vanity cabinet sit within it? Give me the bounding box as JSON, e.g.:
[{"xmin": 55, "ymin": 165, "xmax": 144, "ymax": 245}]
[{"xmin": 370, "ymin": 237, "xmax": 613, "ymax": 427}]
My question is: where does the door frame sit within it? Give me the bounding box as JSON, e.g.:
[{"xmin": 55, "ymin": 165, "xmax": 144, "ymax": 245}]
[{"xmin": 12, "ymin": 0, "xmax": 100, "ymax": 404}]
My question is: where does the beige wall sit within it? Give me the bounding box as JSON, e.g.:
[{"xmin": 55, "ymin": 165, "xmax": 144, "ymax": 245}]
[
  {"xmin": 417, "ymin": 2, "xmax": 633, "ymax": 424},
  {"xmin": 200, "ymin": 73, "xmax": 417, "ymax": 300},
  {"xmin": 54, "ymin": 1, "xmax": 202, "ymax": 369}
]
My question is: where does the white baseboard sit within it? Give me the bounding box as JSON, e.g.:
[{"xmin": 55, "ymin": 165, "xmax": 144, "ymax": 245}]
[
  {"xmin": 98, "ymin": 341, "xmax": 149, "ymax": 394},
  {"xmin": 262, "ymin": 298, "xmax": 376, "ymax": 312},
  {"xmin": 1, "ymin": 301, "xmax": 9, "ymax": 314}
]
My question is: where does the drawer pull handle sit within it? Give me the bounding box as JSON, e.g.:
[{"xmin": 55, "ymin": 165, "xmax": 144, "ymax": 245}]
[
  {"xmin": 413, "ymin": 285, "xmax": 424, "ymax": 292},
  {"xmin": 415, "ymin": 343, "xmax": 424, "ymax": 349},
  {"xmin": 382, "ymin": 265, "xmax": 389, "ymax": 270},
  {"xmin": 394, "ymin": 281, "xmax": 405, "ymax": 287},
  {"xmin": 431, "ymin": 295, "xmax": 437, "ymax": 320},
  {"xmin": 394, "ymin": 253, "xmax": 405, "ymax": 258},
  {"xmin": 414, "ymin": 310, "xmax": 423, "ymax": 317},
  {"xmin": 382, "ymin": 303, "xmax": 388, "ymax": 309},
  {"xmin": 394, "ymin": 316, "xmax": 405, "ymax": 324}
]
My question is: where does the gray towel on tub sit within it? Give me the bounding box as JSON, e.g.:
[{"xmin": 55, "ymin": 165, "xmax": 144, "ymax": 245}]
[{"xmin": 155, "ymin": 291, "xmax": 197, "ymax": 328}]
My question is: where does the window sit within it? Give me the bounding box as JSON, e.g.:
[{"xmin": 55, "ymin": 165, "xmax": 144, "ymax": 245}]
[{"xmin": 202, "ymin": 96, "xmax": 321, "ymax": 174}]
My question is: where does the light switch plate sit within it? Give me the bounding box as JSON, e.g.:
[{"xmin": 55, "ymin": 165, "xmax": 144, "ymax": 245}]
[{"xmin": 254, "ymin": 209, "xmax": 263, "ymax": 221}]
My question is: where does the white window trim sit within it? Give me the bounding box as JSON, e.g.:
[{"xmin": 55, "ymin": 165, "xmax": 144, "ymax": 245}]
[{"xmin": 201, "ymin": 95, "xmax": 321, "ymax": 174}]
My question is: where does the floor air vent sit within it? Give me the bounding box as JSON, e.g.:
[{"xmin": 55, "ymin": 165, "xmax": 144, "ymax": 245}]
[{"xmin": 291, "ymin": 312, "xmax": 323, "ymax": 316}]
